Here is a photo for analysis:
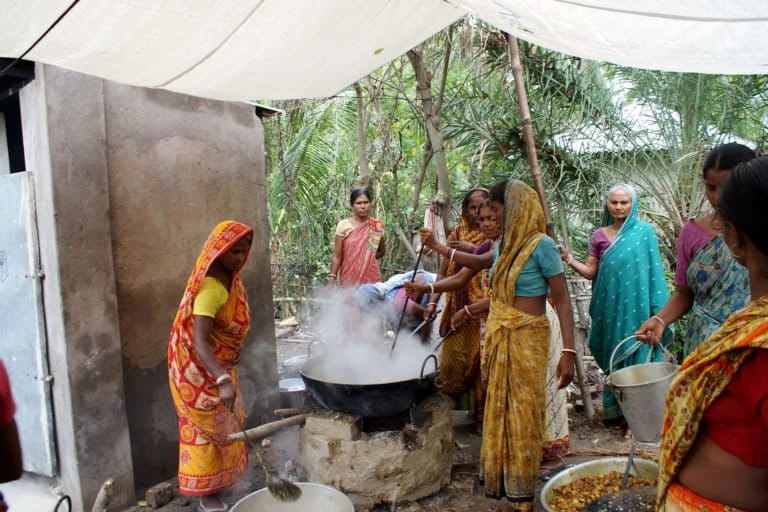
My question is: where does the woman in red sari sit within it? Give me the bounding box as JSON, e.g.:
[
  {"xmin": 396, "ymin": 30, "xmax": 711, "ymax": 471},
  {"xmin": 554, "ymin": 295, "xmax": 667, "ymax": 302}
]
[
  {"xmin": 327, "ymin": 187, "xmax": 385, "ymax": 287},
  {"xmin": 168, "ymin": 221, "xmax": 253, "ymax": 512}
]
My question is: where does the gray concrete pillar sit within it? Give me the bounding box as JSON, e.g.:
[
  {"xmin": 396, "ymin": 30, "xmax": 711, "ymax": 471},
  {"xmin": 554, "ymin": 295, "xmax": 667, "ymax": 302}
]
[{"xmin": 19, "ymin": 65, "xmax": 135, "ymax": 511}]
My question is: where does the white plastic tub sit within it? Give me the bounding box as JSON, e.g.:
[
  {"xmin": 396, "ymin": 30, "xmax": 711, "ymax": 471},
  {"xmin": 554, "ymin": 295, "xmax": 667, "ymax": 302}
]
[{"xmin": 229, "ymin": 482, "xmax": 354, "ymax": 512}]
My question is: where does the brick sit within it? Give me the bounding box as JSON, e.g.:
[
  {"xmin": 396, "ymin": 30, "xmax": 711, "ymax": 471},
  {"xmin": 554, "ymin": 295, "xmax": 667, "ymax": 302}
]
[
  {"xmin": 145, "ymin": 482, "xmax": 173, "ymax": 509},
  {"xmin": 304, "ymin": 414, "xmax": 361, "ymax": 440}
]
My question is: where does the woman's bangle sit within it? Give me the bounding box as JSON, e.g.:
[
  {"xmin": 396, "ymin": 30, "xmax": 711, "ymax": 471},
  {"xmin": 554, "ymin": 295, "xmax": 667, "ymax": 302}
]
[
  {"xmin": 328, "ymin": 273, "xmax": 337, "ymax": 279},
  {"xmin": 449, "ymin": 248, "xmax": 456, "ymax": 262},
  {"xmin": 215, "ymin": 373, "xmax": 232, "ymax": 385},
  {"xmin": 651, "ymin": 315, "xmax": 666, "ymax": 328},
  {"xmin": 463, "ymin": 305, "xmax": 474, "ymax": 318},
  {"xmin": 561, "ymin": 348, "xmax": 577, "ymax": 355},
  {"xmin": 428, "ymin": 283, "xmax": 435, "ymax": 294},
  {"xmin": 566, "ymin": 254, "xmax": 574, "ymax": 265},
  {"xmin": 427, "ymin": 302, "xmax": 438, "ymax": 307}
]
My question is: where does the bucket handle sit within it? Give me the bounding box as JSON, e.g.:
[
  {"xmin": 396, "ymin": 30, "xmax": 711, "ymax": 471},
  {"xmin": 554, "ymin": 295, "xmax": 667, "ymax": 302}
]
[
  {"xmin": 420, "ymin": 354, "xmax": 438, "ymax": 379},
  {"xmin": 609, "ymin": 335, "xmax": 672, "ymax": 375}
]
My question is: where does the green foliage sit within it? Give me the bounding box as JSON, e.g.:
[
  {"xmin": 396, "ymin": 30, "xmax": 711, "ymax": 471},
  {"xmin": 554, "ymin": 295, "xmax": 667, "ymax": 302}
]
[{"xmin": 261, "ymin": 19, "xmax": 768, "ymax": 302}]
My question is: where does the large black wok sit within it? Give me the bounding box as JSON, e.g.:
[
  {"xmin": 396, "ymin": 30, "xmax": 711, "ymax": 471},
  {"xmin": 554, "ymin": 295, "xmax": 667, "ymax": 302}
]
[{"xmin": 300, "ymin": 354, "xmax": 437, "ymax": 418}]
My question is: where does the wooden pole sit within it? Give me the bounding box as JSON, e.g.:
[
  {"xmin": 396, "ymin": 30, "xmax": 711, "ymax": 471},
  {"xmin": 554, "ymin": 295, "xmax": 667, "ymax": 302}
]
[
  {"xmin": 227, "ymin": 414, "xmax": 307, "ymax": 442},
  {"xmin": 506, "ymin": 33, "xmax": 595, "ymax": 425}
]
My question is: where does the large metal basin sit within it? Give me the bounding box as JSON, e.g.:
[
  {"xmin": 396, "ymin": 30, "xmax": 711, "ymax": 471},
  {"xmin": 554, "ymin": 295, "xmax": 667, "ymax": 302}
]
[
  {"xmin": 540, "ymin": 457, "xmax": 658, "ymax": 512},
  {"xmin": 230, "ymin": 482, "xmax": 354, "ymax": 512}
]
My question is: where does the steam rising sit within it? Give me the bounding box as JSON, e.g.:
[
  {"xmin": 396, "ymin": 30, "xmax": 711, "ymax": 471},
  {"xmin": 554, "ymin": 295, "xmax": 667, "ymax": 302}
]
[{"xmin": 302, "ymin": 287, "xmax": 438, "ymax": 385}]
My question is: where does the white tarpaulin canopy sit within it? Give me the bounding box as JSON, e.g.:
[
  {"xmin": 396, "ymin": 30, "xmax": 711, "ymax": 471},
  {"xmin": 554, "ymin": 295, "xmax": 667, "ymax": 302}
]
[{"xmin": 2, "ymin": 0, "xmax": 768, "ymax": 102}]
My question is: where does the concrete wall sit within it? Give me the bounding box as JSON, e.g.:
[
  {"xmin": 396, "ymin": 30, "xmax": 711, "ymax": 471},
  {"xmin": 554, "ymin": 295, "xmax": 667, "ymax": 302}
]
[
  {"xmin": 102, "ymin": 83, "xmax": 278, "ymax": 488},
  {"xmin": 19, "ymin": 65, "xmax": 277, "ymax": 509},
  {"xmin": 20, "ymin": 66, "xmax": 134, "ymax": 512}
]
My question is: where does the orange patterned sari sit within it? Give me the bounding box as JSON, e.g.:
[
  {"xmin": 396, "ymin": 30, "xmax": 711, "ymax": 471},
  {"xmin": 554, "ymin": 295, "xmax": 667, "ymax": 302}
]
[
  {"xmin": 657, "ymin": 295, "xmax": 768, "ymax": 510},
  {"xmin": 437, "ymin": 219, "xmax": 488, "ymax": 396},
  {"xmin": 338, "ymin": 218, "xmax": 384, "ymax": 286},
  {"xmin": 168, "ymin": 221, "xmax": 252, "ymax": 496}
]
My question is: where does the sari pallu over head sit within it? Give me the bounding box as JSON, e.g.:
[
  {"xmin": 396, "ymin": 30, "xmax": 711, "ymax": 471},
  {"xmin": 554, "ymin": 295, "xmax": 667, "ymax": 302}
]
[
  {"xmin": 168, "ymin": 221, "xmax": 253, "ymax": 442},
  {"xmin": 588, "ymin": 185, "xmax": 670, "ymax": 419},
  {"xmin": 481, "ymin": 181, "xmax": 549, "ymax": 504},
  {"xmin": 657, "ymin": 295, "xmax": 768, "ymax": 509},
  {"xmin": 339, "ymin": 218, "xmax": 384, "ymax": 286}
]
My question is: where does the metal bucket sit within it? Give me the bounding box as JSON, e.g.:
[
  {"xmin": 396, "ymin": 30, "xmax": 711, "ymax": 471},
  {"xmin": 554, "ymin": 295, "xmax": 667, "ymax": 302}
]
[
  {"xmin": 607, "ymin": 336, "xmax": 678, "ymax": 443},
  {"xmin": 229, "ymin": 482, "xmax": 354, "ymax": 512},
  {"xmin": 279, "ymin": 377, "xmax": 306, "ymax": 409},
  {"xmin": 540, "ymin": 457, "xmax": 658, "ymax": 512}
]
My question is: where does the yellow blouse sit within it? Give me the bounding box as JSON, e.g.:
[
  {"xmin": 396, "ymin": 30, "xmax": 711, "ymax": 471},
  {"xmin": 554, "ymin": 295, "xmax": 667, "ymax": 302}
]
[{"xmin": 192, "ymin": 277, "xmax": 229, "ymax": 318}]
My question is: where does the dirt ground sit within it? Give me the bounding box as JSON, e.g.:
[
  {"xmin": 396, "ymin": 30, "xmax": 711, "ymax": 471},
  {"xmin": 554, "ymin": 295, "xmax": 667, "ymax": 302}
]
[
  {"xmin": 124, "ymin": 408, "xmax": 648, "ymax": 512},
  {"xmin": 124, "ymin": 325, "xmax": 658, "ymax": 512}
]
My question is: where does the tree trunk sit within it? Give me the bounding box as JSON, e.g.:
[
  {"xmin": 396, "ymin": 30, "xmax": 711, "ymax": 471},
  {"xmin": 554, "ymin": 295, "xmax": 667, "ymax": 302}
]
[
  {"xmin": 407, "ymin": 46, "xmax": 452, "ymax": 234},
  {"xmin": 354, "ymin": 81, "xmax": 372, "ymax": 187}
]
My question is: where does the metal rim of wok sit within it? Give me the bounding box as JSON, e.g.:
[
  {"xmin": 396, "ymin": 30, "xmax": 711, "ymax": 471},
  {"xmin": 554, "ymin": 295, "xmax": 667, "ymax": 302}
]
[{"xmin": 299, "ymin": 354, "xmax": 437, "ymax": 418}]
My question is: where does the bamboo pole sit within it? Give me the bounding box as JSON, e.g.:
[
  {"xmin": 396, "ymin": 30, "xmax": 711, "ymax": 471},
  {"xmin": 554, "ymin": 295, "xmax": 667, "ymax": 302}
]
[
  {"xmin": 227, "ymin": 414, "xmax": 307, "ymax": 442},
  {"xmin": 506, "ymin": 33, "xmax": 595, "ymax": 425}
]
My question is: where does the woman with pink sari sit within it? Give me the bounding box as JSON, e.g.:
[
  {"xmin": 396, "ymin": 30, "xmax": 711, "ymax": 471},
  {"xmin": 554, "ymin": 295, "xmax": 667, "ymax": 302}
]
[{"xmin": 328, "ymin": 188, "xmax": 385, "ymax": 287}]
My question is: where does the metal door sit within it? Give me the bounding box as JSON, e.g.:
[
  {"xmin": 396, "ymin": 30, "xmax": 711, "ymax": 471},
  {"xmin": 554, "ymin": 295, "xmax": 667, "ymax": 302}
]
[{"xmin": 0, "ymin": 171, "xmax": 56, "ymax": 475}]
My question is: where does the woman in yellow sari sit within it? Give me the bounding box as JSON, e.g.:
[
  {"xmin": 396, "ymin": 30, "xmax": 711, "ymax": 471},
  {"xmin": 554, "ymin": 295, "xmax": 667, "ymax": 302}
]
[
  {"xmin": 657, "ymin": 158, "xmax": 768, "ymax": 511},
  {"xmin": 482, "ymin": 180, "xmax": 575, "ymax": 511},
  {"xmin": 168, "ymin": 221, "xmax": 253, "ymax": 512}
]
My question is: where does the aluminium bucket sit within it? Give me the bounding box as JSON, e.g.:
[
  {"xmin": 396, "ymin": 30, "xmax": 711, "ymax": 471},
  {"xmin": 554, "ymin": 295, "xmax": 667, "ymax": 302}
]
[{"xmin": 606, "ymin": 336, "xmax": 678, "ymax": 443}]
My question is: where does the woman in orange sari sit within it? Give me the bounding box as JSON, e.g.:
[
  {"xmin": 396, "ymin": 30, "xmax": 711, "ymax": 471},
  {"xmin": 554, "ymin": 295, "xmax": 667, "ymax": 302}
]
[
  {"xmin": 426, "ymin": 188, "xmax": 488, "ymax": 426},
  {"xmin": 657, "ymin": 158, "xmax": 768, "ymax": 511},
  {"xmin": 168, "ymin": 221, "xmax": 253, "ymax": 512},
  {"xmin": 327, "ymin": 187, "xmax": 385, "ymax": 287}
]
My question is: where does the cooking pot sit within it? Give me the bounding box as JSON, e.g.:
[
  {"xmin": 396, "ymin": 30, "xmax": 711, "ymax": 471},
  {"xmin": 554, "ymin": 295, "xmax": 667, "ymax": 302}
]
[{"xmin": 300, "ymin": 354, "xmax": 437, "ymax": 418}]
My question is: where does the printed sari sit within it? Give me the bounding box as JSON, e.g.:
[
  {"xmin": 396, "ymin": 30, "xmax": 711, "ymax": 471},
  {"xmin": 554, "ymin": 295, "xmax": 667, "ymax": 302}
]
[
  {"xmin": 481, "ymin": 181, "xmax": 549, "ymax": 508},
  {"xmin": 684, "ymin": 235, "xmax": 749, "ymax": 356},
  {"xmin": 588, "ymin": 185, "xmax": 670, "ymax": 420},
  {"xmin": 543, "ymin": 302, "xmax": 570, "ymax": 461},
  {"xmin": 337, "ymin": 217, "xmax": 384, "ymax": 286},
  {"xmin": 437, "ymin": 218, "xmax": 488, "ymax": 396},
  {"xmin": 657, "ymin": 295, "xmax": 768, "ymax": 510},
  {"xmin": 168, "ymin": 221, "xmax": 252, "ymax": 496}
]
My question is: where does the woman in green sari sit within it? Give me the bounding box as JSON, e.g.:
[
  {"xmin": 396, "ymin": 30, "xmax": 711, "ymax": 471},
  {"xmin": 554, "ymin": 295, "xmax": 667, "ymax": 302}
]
[{"xmin": 560, "ymin": 184, "xmax": 670, "ymax": 423}]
